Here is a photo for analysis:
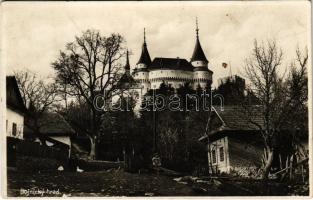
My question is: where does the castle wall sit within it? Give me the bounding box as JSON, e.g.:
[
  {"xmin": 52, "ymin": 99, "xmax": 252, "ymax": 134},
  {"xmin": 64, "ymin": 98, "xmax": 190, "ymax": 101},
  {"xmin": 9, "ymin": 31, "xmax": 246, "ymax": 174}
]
[
  {"xmin": 193, "ymin": 70, "xmax": 213, "ymax": 89},
  {"xmin": 149, "ymin": 69, "xmax": 194, "ymax": 89},
  {"xmin": 133, "ymin": 69, "xmax": 213, "ymax": 92}
]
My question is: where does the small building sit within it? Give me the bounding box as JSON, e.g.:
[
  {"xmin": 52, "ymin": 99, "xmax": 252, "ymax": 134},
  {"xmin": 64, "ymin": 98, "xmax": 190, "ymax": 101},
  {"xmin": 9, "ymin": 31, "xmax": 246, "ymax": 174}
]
[
  {"xmin": 6, "ymin": 76, "xmax": 26, "ymax": 139},
  {"xmin": 199, "ymin": 106, "xmax": 264, "ymax": 177},
  {"xmin": 24, "ymin": 112, "xmax": 76, "ymax": 158}
]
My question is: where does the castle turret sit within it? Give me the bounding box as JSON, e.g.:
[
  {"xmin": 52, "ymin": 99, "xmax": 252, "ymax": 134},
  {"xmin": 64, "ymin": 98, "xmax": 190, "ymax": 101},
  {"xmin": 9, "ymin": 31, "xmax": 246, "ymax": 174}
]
[
  {"xmin": 136, "ymin": 28, "xmax": 151, "ymax": 69},
  {"xmin": 117, "ymin": 50, "xmax": 136, "ymax": 89},
  {"xmin": 191, "ymin": 18, "xmax": 213, "ymax": 89},
  {"xmin": 133, "ymin": 28, "xmax": 151, "ymax": 94}
]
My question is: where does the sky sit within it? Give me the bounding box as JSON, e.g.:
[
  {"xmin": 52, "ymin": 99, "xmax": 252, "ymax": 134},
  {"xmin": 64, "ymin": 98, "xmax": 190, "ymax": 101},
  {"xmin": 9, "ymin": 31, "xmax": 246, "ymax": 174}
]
[{"xmin": 1, "ymin": 1, "xmax": 311, "ymax": 87}]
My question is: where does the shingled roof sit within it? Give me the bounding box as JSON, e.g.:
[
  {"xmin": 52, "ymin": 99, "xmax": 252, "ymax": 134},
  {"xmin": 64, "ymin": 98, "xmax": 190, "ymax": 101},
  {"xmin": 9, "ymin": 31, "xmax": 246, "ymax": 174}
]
[{"xmin": 149, "ymin": 57, "xmax": 194, "ymax": 71}]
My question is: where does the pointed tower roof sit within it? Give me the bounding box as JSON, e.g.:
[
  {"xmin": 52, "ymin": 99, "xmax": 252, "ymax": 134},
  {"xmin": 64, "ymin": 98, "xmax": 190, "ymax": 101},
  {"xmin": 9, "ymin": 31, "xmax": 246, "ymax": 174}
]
[
  {"xmin": 124, "ymin": 50, "xmax": 130, "ymax": 70},
  {"xmin": 137, "ymin": 28, "xmax": 152, "ymax": 65},
  {"xmin": 191, "ymin": 18, "xmax": 208, "ymax": 63},
  {"xmin": 118, "ymin": 50, "xmax": 136, "ymax": 87}
]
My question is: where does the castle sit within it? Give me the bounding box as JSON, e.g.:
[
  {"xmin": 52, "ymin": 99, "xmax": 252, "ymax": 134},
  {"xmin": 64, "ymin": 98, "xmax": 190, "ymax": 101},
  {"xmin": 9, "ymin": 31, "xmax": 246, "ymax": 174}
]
[{"xmin": 121, "ymin": 20, "xmax": 213, "ymax": 96}]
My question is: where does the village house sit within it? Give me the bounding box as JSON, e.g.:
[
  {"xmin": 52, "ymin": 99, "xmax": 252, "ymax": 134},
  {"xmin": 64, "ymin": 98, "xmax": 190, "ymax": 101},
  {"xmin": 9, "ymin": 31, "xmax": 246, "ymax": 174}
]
[
  {"xmin": 199, "ymin": 106, "xmax": 264, "ymax": 177},
  {"xmin": 6, "ymin": 76, "xmax": 26, "ymax": 139}
]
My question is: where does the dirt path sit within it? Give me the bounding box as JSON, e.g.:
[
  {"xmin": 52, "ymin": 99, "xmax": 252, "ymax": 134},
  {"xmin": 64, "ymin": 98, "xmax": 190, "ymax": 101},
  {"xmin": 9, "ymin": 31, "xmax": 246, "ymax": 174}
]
[
  {"xmin": 7, "ymin": 169, "xmax": 304, "ymax": 196},
  {"xmin": 7, "ymin": 170, "xmax": 196, "ymax": 197}
]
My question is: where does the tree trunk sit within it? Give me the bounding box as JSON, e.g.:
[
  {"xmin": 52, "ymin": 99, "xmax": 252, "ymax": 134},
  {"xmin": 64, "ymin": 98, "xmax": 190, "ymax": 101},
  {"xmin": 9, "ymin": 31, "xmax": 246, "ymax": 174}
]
[
  {"xmin": 89, "ymin": 136, "xmax": 97, "ymax": 160},
  {"xmin": 262, "ymin": 147, "xmax": 274, "ymax": 180},
  {"xmin": 89, "ymin": 108, "xmax": 98, "ymax": 160}
]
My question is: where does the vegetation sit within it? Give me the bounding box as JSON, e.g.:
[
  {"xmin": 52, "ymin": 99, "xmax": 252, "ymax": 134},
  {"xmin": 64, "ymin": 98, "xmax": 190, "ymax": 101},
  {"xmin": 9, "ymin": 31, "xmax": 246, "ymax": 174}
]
[
  {"xmin": 51, "ymin": 29, "xmax": 126, "ymax": 159},
  {"xmin": 242, "ymin": 40, "xmax": 308, "ymax": 179}
]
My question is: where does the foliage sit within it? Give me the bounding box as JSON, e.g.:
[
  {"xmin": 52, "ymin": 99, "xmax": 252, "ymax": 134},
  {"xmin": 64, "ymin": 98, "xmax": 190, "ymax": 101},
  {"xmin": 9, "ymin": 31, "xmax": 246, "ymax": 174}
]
[{"xmin": 138, "ymin": 83, "xmax": 209, "ymax": 173}]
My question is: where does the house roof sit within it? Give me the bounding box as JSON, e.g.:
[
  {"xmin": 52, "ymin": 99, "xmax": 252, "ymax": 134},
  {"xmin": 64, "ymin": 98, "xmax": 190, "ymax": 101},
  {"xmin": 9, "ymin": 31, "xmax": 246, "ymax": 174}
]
[
  {"xmin": 25, "ymin": 112, "xmax": 75, "ymax": 136},
  {"xmin": 198, "ymin": 106, "xmax": 264, "ymax": 142},
  {"xmin": 149, "ymin": 57, "xmax": 194, "ymax": 71},
  {"xmin": 212, "ymin": 106, "xmax": 264, "ymax": 131},
  {"xmin": 6, "ymin": 76, "xmax": 27, "ymax": 114}
]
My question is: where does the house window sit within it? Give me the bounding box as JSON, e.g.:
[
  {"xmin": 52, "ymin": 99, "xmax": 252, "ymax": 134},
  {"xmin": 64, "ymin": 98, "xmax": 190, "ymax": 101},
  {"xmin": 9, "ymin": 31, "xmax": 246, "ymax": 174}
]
[
  {"xmin": 212, "ymin": 149, "xmax": 216, "ymax": 163},
  {"xmin": 12, "ymin": 123, "xmax": 17, "ymax": 136},
  {"xmin": 220, "ymin": 147, "xmax": 224, "ymax": 162}
]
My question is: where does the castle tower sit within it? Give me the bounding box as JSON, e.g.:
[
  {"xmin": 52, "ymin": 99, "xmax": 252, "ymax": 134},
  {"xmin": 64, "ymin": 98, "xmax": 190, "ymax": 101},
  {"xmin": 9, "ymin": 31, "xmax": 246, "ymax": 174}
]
[
  {"xmin": 133, "ymin": 28, "xmax": 151, "ymax": 94},
  {"xmin": 191, "ymin": 18, "xmax": 213, "ymax": 90}
]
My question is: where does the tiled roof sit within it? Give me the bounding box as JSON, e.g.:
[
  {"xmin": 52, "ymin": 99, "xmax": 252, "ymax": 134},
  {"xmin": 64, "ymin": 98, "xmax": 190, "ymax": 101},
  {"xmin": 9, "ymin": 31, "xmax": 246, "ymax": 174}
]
[{"xmin": 149, "ymin": 57, "xmax": 194, "ymax": 71}]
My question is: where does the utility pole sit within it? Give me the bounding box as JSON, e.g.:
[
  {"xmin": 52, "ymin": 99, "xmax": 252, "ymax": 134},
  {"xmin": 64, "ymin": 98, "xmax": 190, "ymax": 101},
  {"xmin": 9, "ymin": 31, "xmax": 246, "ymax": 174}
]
[{"xmin": 153, "ymin": 89, "xmax": 157, "ymax": 153}]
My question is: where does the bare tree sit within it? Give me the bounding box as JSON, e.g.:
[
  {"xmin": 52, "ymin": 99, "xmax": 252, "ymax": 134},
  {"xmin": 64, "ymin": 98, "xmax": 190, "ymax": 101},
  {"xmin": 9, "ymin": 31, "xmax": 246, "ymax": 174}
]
[
  {"xmin": 52, "ymin": 29, "xmax": 125, "ymax": 159},
  {"xmin": 14, "ymin": 70, "xmax": 58, "ymax": 142},
  {"xmin": 244, "ymin": 40, "xmax": 308, "ymax": 179}
]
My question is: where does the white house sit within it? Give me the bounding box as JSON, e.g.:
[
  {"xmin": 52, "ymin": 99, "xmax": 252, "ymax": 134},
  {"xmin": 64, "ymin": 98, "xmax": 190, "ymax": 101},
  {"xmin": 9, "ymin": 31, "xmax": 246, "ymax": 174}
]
[
  {"xmin": 6, "ymin": 76, "xmax": 26, "ymax": 139},
  {"xmin": 198, "ymin": 106, "xmax": 264, "ymax": 176}
]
